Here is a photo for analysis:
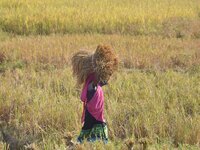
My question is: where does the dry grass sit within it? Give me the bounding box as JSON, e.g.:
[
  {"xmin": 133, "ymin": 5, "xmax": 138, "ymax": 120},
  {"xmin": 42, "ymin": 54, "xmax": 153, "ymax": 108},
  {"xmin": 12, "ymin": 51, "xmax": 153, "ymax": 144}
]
[
  {"xmin": 0, "ymin": 34, "xmax": 200, "ymax": 149},
  {"xmin": 0, "ymin": 52, "xmax": 6, "ymax": 63},
  {"xmin": 0, "ymin": 0, "xmax": 200, "ymax": 149},
  {"xmin": 0, "ymin": 0, "xmax": 199, "ymax": 35},
  {"xmin": 0, "ymin": 34, "xmax": 199, "ymax": 71},
  {"xmin": 0, "ymin": 67, "xmax": 199, "ymax": 149},
  {"xmin": 162, "ymin": 18, "xmax": 200, "ymax": 39}
]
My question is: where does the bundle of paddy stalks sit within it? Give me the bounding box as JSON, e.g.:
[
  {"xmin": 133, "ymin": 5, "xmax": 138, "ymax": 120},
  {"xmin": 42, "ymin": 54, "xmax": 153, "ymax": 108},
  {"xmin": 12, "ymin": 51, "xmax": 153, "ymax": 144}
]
[{"xmin": 71, "ymin": 45, "xmax": 118, "ymax": 85}]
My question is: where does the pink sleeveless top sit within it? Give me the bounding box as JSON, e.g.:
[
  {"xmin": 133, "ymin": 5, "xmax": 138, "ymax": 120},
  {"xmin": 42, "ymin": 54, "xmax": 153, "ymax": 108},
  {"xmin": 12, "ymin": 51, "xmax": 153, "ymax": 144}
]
[{"xmin": 80, "ymin": 73, "xmax": 105, "ymax": 124}]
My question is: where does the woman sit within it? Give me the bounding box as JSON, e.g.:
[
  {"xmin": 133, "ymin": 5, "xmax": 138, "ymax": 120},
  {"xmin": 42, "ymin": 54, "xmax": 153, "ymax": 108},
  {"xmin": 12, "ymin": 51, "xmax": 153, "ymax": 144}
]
[{"xmin": 71, "ymin": 45, "xmax": 118, "ymax": 143}]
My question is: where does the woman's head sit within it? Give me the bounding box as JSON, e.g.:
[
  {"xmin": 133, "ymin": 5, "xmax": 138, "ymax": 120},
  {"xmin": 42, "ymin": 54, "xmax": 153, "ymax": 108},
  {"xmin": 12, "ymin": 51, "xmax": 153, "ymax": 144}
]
[{"xmin": 71, "ymin": 45, "xmax": 118, "ymax": 85}]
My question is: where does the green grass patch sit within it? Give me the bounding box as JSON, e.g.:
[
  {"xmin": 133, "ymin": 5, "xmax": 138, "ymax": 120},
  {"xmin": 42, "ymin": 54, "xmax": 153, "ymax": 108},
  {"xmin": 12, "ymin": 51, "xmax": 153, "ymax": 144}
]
[{"xmin": 0, "ymin": 60, "xmax": 26, "ymax": 73}]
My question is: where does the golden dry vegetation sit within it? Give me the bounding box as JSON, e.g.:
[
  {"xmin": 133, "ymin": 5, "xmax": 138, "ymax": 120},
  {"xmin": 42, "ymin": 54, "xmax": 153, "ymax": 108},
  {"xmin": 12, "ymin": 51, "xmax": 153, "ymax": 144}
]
[{"xmin": 0, "ymin": 0, "xmax": 200, "ymax": 149}]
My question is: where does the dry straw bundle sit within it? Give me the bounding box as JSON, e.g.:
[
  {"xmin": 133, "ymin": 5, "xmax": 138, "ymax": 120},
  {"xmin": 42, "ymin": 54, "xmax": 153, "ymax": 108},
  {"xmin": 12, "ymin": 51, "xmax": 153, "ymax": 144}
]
[{"xmin": 71, "ymin": 45, "xmax": 118, "ymax": 85}]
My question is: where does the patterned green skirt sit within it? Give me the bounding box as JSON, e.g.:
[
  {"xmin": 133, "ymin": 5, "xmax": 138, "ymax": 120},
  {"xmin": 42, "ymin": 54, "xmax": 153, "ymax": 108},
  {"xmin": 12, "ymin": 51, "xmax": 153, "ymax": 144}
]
[{"xmin": 77, "ymin": 124, "xmax": 108, "ymax": 144}]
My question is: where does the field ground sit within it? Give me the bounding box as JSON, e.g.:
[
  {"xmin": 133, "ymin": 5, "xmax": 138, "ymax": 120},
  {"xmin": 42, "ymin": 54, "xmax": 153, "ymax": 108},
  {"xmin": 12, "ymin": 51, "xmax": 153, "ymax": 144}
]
[
  {"xmin": 0, "ymin": 0, "xmax": 200, "ymax": 150},
  {"xmin": 0, "ymin": 33, "xmax": 199, "ymax": 149}
]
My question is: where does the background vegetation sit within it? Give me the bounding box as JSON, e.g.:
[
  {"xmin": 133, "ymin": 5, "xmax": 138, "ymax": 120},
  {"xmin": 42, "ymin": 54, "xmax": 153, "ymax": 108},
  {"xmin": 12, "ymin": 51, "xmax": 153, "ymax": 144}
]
[
  {"xmin": 0, "ymin": 0, "xmax": 200, "ymax": 35},
  {"xmin": 0, "ymin": 0, "xmax": 200, "ymax": 149}
]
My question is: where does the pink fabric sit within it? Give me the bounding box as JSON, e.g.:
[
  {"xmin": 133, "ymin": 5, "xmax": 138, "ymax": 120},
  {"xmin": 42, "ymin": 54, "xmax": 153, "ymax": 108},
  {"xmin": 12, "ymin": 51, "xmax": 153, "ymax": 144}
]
[{"xmin": 80, "ymin": 73, "xmax": 105, "ymax": 124}]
